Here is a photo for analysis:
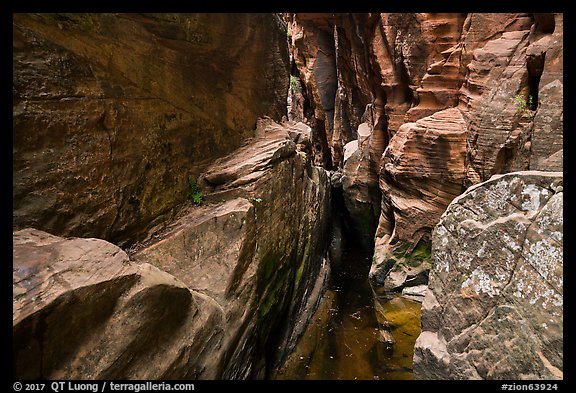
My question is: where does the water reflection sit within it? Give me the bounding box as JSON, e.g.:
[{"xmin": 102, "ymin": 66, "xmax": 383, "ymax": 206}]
[{"xmin": 272, "ymin": 248, "xmax": 422, "ymax": 380}]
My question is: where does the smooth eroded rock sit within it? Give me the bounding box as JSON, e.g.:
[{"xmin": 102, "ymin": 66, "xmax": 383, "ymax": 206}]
[
  {"xmin": 13, "ymin": 228, "xmax": 223, "ymax": 380},
  {"xmin": 134, "ymin": 119, "xmax": 332, "ymax": 379},
  {"xmin": 370, "ymin": 107, "xmax": 467, "ymax": 290}
]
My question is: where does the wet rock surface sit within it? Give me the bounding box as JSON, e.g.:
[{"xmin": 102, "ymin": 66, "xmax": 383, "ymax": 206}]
[{"xmin": 272, "ymin": 247, "xmax": 422, "ymax": 380}]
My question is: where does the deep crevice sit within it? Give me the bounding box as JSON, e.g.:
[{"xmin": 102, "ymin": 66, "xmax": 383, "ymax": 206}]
[
  {"xmin": 526, "ymin": 52, "xmax": 545, "ymax": 110},
  {"xmin": 533, "ymin": 13, "xmax": 556, "ymax": 35}
]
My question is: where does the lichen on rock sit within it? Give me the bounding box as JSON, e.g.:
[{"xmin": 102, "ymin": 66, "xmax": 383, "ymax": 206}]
[{"xmin": 414, "ymin": 171, "xmax": 563, "ymax": 380}]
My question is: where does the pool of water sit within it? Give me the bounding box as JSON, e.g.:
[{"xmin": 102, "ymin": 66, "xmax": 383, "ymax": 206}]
[{"xmin": 272, "ymin": 247, "xmax": 422, "ymax": 380}]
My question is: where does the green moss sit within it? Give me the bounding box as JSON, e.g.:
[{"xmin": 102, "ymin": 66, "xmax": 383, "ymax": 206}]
[
  {"xmin": 260, "ymin": 283, "xmax": 282, "ymax": 318},
  {"xmin": 290, "ymin": 75, "xmax": 300, "ymax": 93},
  {"xmin": 411, "ymin": 238, "xmax": 432, "ymax": 263},
  {"xmin": 42, "ymin": 13, "xmax": 98, "ymax": 31},
  {"xmin": 514, "ymin": 93, "xmax": 534, "ymax": 115},
  {"xmin": 186, "ymin": 176, "xmax": 203, "ymax": 205},
  {"xmin": 256, "ymin": 253, "xmax": 294, "ymax": 350},
  {"xmin": 294, "ymin": 240, "xmax": 313, "ymax": 289},
  {"xmin": 256, "ymin": 251, "xmax": 283, "ymax": 295},
  {"xmin": 391, "ymin": 242, "xmax": 411, "ymax": 259},
  {"xmin": 294, "ymin": 260, "xmax": 305, "ymax": 287},
  {"xmin": 389, "ymin": 238, "xmax": 432, "ymax": 268}
]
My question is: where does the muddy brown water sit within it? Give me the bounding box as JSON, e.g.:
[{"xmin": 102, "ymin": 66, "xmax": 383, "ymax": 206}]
[{"xmin": 272, "ymin": 247, "xmax": 422, "ymax": 380}]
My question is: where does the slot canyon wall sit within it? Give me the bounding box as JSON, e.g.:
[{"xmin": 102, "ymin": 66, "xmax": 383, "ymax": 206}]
[
  {"xmin": 286, "ymin": 12, "xmax": 562, "ymax": 293},
  {"xmin": 13, "ymin": 13, "xmax": 290, "ymax": 247},
  {"xmin": 286, "ymin": 12, "xmax": 562, "ymax": 379},
  {"xmin": 13, "ymin": 13, "xmax": 330, "ymax": 379},
  {"xmin": 13, "ymin": 12, "xmax": 563, "ymax": 380}
]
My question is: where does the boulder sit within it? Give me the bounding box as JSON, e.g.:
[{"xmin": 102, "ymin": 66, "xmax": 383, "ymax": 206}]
[
  {"xmin": 402, "ymin": 284, "xmax": 428, "ymax": 302},
  {"xmin": 13, "ymin": 228, "xmax": 223, "ymax": 379},
  {"xmin": 341, "ymin": 122, "xmax": 382, "ymax": 251},
  {"xmin": 413, "ymin": 171, "xmax": 563, "ymax": 379}
]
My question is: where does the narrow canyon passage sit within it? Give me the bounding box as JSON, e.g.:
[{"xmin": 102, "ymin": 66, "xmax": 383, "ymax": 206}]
[
  {"xmin": 271, "ymin": 186, "xmax": 422, "ymax": 380},
  {"xmin": 12, "ymin": 12, "xmax": 563, "ymax": 381},
  {"xmin": 272, "ymin": 244, "xmax": 421, "ymax": 380}
]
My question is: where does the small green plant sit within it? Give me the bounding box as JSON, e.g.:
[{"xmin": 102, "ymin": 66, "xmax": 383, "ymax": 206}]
[
  {"xmin": 249, "ymin": 197, "xmax": 263, "ymax": 203},
  {"xmin": 290, "ymin": 75, "xmax": 300, "ymax": 93},
  {"xmin": 514, "ymin": 94, "xmax": 533, "ymax": 115},
  {"xmin": 187, "ymin": 176, "xmax": 203, "ymax": 205}
]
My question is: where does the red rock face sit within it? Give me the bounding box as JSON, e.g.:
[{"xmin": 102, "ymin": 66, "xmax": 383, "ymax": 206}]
[
  {"xmin": 403, "ymin": 13, "xmax": 468, "ymax": 122},
  {"xmin": 13, "ymin": 13, "xmax": 290, "ymax": 247},
  {"xmin": 287, "ymin": 13, "xmax": 384, "ymax": 170},
  {"xmin": 458, "ymin": 13, "xmax": 563, "ymax": 184},
  {"xmin": 11, "ymin": 13, "xmax": 563, "ymax": 380},
  {"xmin": 13, "ymin": 228, "xmax": 224, "ymax": 379},
  {"xmin": 288, "ymin": 13, "xmax": 563, "ymax": 289}
]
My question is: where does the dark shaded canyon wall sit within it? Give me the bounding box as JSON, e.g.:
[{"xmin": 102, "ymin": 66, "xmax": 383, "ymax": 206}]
[
  {"xmin": 13, "ymin": 120, "xmax": 331, "ymax": 380},
  {"xmin": 13, "ymin": 13, "xmax": 289, "ymax": 247},
  {"xmin": 286, "ymin": 13, "xmax": 389, "ymax": 249},
  {"xmin": 287, "ymin": 13, "xmax": 563, "ymax": 290}
]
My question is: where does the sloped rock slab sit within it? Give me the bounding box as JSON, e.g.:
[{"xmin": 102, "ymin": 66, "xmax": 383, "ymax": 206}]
[{"xmin": 13, "ymin": 228, "xmax": 223, "ymax": 379}]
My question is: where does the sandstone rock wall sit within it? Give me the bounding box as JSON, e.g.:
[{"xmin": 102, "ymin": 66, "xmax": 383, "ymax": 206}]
[
  {"xmin": 459, "ymin": 13, "xmax": 563, "ymax": 184},
  {"xmin": 370, "ymin": 107, "xmax": 467, "ymax": 290},
  {"xmin": 288, "ymin": 13, "xmax": 563, "ymax": 291},
  {"xmin": 413, "ymin": 171, "xmax": 563, "ymax": 379},
  {"xmin": 13, "ymin": 120, "xmax": 331, "ymax": 379},
  {"xmin": 133, "ymin": 120, "xmax": 331, "ymax": 378},
  {"xmin": 13, "ymin": 12, "xmax": 564, "ymax": 381},
  {"xmin": 13, "ymin": 13, "xmax": 289, "ymax": 247}
]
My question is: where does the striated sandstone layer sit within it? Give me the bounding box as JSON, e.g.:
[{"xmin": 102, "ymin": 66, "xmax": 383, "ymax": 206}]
[
  {"xmin": 459, "ymin": 13, "xmax": 563, "ymax": 184},
  {"xmin": 289, "ymin": 13, "xmax": 563, "ymax": 293},
  {"xmin": 13, "ymin": 13, "xmax": 289, "ymax": 247},
  {"xmin": 413, "ymin": 171, "xmax": 563, "ymax": 379},
  {"xmin": 370, "ymin": 107, "xmax": 467, "ymax": 290},
  {"xmin": 13, "ymin": 120, "xmax": 331, "ymax": 380}
]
